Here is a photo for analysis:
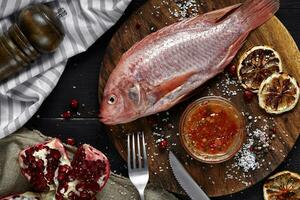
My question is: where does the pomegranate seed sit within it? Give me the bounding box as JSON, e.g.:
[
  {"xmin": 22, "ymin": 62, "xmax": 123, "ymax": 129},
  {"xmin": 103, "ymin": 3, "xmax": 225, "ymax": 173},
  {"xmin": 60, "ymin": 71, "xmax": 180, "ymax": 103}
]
[
  {"xmin": 135, "ymin": 23, "xmax": 141, "ymax": 29},
  {"xmin": 50, "ymin": 150, "xmax": 61, "ymax": 160},
  {"xmin": 55, "ymin": 195, "xmax": 64, "ymax": 200},
  {"xmin": 28, "ymin": 156, "xmax": 35, "ymax": 163},
  {"xmin": 76, "ymin": 183, "xmax": 84, "ymax": 191},
  {"xmin": 68, "ymin": 191, "xmax": 76, "ymax": 198},
  {"xmin": 59, "ymin": 165, "xmax": 71, "ymax": 173},
  {"xmin": 66, "ymin": 138, "xmax": 75, "ymax": 146},
  {"xmin": 243, "ymin": 90, "xmax": 255, "ymax": 102},
  {"xmin": 25, "ymin": 148, "xmax": 34, "ymax": 156},
  {"xmin": 228, "ymin": 65, "xmax": 237, "ymax": 77},
  {"xmin": 36, "ymin": 160, "xmax": 44, "ymax": 168},
  {"xmin": 57, "ymin": 174, "xmax": 64, "ymax": 181},
  {"xmin": 70, "ymin": 99, "xmax": 79, "ymax": 110},
  {"xmin": 62, "ymin": 111, "xmax": 72, "ymax": 119},
  {"xmin": 36, "ymin": 144, "xmax": 44, "ymax": 150},
  {"xmin": 158, "ymin": 139, "xmax": 168, "ymax": 150}
]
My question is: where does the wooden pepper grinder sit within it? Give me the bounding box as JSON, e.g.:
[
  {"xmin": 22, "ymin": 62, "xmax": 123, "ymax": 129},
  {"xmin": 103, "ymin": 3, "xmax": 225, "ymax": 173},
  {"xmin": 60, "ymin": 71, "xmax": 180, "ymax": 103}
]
[{"xmin": 0, "ymin": 4, "xmax": 65, "ymax": 81}]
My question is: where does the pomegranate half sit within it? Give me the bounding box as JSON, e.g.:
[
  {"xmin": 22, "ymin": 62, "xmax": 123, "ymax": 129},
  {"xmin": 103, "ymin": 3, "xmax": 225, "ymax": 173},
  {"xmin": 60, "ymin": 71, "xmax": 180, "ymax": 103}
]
[
  {"xmin": 16, "ymin": 139, "xmax": 110, "ymax": 199},
  {"xmin": 18, "ymin": 139, "xmax": 70, "ymax": 192},
  {"xmin": 55, "ymin": 144, "xmax": 110, "ymax": 200}
]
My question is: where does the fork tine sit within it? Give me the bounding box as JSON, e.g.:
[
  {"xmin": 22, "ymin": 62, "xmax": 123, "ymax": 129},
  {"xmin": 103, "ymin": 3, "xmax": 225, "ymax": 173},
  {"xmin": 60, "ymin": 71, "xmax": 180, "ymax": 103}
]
[
  {"xmin": 127, "ymin": 134, "xmax": 131, "ymax": 170},
  {"xmin": 132, "ymin": 134, "xmax": 136, "ymax": 169},
  {"xmin": 142, "ymin": 132, "xmax": 148, "ymax": 167},
  {"xmin": 127, "ymin": 132, "xmax": 149, "ymax": 200},
  {"xmin": 137, "ymin": 132, "xmax": 142, "ymax": 168}
]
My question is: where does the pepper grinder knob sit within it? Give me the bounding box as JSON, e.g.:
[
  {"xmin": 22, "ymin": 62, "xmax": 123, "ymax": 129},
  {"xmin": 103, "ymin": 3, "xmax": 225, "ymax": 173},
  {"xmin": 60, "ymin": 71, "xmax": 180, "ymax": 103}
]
[{"xmin": 17, "ymin": 4, "xmax": 65, "ymax": 53}]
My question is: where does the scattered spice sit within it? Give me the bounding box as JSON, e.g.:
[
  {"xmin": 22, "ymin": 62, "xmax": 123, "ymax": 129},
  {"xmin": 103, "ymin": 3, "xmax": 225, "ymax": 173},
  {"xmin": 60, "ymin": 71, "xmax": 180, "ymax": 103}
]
[
  {"xmin": 226, "ymin": 112, "xmax": 276, "ymax": 176},
  {"xmin": 150, "ymin": 26, "xmax": 156, "ymax": 32},
  {"xmin": 151, "ymin": 0, "xmax": 204, "ymax": 21},
  {"xmin": 236, "ymin": 139, "xmax": 258, "ymax": 172},
  {"xmin": 60, "ymin": 99, "xmax": 90, "ymax": 119},
  {"xmin": 169, "ymin": 0, "xmax": 202, "ymax": 21}
]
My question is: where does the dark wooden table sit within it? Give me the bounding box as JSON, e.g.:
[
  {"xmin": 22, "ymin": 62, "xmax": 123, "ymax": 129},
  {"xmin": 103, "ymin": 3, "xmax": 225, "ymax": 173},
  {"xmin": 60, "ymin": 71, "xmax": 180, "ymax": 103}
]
[{"xmin": 26, "ymin": 0, "xmax": 300, "ymax": 199}]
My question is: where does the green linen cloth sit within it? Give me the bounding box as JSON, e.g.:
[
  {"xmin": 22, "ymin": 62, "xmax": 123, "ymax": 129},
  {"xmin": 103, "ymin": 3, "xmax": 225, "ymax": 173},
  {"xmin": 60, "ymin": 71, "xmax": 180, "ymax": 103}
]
[{"xmin": 0, "ymin": 128, "xmax": 178, "ymax": 200}]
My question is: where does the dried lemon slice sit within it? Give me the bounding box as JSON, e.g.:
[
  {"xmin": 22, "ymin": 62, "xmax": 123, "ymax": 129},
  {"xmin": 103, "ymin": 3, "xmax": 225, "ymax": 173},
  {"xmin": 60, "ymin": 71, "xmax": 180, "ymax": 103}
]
[
  {"xmin": 237, "ymin": 46, "xmax": 283, "ymax": 92},
  {"xmin": 258, "ymin": 73, "xmax": 299, "ymax": 114},
  {"xmin": 263, "ymin": 171, "xmax": 300, "ymax": 200}
]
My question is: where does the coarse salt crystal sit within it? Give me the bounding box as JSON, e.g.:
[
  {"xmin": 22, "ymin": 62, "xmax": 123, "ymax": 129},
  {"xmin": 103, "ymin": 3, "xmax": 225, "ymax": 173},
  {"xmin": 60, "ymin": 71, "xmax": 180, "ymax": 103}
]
[{"xmin": 236, "ymin": 140, "xmax": 258, "ymax": 172}]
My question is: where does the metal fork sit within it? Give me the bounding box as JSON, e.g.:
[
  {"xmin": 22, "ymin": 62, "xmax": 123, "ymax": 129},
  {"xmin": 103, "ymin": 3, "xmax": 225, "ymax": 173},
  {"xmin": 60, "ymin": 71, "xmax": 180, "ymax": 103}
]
[{"xmin": 127, "ymin": 132, "xmax": 149, "ymax": 200}]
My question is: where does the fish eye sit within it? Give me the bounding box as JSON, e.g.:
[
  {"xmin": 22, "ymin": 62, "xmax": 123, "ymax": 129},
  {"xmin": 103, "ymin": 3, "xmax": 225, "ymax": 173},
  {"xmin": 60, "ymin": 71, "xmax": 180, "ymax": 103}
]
[{"xmin": 108, "ymin": 95, "xmax": 117, "ymax": 105}]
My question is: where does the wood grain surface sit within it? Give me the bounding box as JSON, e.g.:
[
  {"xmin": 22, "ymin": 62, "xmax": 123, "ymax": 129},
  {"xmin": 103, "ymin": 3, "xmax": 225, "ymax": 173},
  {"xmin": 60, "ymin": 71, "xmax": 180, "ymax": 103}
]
[{"xmin": 98, "ymin": 0, "xmax": 300, "ymax": 197}]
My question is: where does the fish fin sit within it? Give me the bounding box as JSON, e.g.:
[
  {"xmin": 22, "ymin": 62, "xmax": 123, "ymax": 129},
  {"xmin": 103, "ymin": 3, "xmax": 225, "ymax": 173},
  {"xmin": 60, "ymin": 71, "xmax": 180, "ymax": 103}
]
[
  {"xmin": 225, "ymin": 31, "xmax": 250, "ymax": 64},
  {"xmin": 152, "ymin": 71, "xmax": 196, "ymax": 100},
  {"xmin": 216, "ymin": 0, "xmax": 280, "ymax": 70},
  {"xmin": 121, "ymin": 4, "xmax": 242, "ymax": 59},
  {"xmin": 202, "ymin": 3, "xmax": 242, "ymax": 23},
  {"xmin": 236, "ymin": 0, "xmax": 279, "ymax": 31},
  {"xmin": 211, "ymin": 31, "xmax": 249, "ymax": 77}
]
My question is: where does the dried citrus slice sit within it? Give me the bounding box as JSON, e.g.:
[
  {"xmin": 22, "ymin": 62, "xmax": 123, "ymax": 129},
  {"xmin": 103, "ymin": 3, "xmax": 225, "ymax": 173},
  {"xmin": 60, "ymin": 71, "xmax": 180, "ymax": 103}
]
[
  {"xmin": 237, "ymin": 46, "xmax": 283, "ymax": 92},
  {"xmin": 263, "ymin": 171, "xmax": 300, "ymax": 200},
  {"xmin": 258, "ymin": 73, "xmax": 299, "ymax": 114}
]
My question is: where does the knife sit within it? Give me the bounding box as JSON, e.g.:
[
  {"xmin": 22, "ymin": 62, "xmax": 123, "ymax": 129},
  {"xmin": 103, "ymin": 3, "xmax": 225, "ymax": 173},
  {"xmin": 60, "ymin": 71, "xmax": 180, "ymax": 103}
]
[{"xmin": 169, "ymin": 151, "xmax": 210, "ymax": 200}]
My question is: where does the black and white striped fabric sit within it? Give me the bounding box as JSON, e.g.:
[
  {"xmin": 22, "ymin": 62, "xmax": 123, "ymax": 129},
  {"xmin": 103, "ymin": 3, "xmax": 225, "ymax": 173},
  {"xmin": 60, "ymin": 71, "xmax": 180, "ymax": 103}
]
[{"xmin": 0, "ymin": 0, "xmax": 131, "ymax": 138}]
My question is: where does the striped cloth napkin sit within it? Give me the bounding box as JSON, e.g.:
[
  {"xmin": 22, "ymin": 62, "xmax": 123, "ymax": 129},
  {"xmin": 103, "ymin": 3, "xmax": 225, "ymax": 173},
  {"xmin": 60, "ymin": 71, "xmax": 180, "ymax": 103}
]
[{"xmin": 0, "ymin": 0, "xmax": 131, "ymax": 139}]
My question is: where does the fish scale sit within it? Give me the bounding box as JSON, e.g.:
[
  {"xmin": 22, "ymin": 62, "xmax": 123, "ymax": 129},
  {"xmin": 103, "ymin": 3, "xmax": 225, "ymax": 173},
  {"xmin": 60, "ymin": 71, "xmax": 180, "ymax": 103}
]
[{"xmin": 100, "ymin": 0, "xmax": 280, "ymax": 125}]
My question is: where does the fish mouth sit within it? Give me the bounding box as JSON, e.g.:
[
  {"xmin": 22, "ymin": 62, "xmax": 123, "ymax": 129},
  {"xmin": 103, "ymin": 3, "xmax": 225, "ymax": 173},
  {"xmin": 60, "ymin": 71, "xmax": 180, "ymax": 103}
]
[
  {"xmin": 99, "ymin": 114, "xmax": 135, "ymax": 125},
  {"xmin": 99, "ymin": 117, "xmax": 108, "ymax": 124},
  {"xmin": 99, "ymin": 113, "xmax": 119, "ymax": 125},
  {"xmin": 99, "ymin": 109, "xmax": 137, "ymax": 125},
  {"xmin": 99, "ymin": 115, "xmax": 113, "ymax": 125}
]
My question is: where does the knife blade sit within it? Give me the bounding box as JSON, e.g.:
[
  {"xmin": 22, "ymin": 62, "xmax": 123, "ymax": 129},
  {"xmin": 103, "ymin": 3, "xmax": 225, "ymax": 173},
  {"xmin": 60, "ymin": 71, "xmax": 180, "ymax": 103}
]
[{"xmin": 169, "ymin": 151, "xmax": 210, "ymax": 200}]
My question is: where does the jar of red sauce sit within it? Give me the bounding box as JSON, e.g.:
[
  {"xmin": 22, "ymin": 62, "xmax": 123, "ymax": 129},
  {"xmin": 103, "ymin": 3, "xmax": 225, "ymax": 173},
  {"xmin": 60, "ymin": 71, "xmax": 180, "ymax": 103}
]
[{"xmin": 179, "ymin": 96, "xmax": 245, "ymax": 163}]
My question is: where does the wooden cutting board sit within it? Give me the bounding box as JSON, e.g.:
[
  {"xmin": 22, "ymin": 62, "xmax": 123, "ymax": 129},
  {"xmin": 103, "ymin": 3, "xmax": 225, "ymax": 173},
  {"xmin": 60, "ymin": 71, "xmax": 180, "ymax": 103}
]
[{"xmin": 98, "ymin": 0, "xmax": 300, "ymax": 197}]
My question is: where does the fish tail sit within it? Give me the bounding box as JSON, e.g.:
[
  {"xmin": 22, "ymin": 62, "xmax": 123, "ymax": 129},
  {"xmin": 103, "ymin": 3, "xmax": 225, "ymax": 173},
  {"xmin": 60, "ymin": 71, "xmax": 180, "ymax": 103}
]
[{"xmin": 237, "ymin": 0, "xmax": 280, "ymax": 31}]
